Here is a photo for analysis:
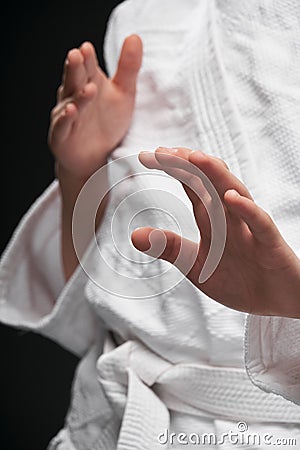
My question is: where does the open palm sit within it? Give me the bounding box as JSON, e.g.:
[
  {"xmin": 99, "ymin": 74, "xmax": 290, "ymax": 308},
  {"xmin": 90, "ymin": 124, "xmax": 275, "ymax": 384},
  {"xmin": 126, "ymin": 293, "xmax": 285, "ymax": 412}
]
[{"xmin": 48, "ymin": 35, "xmax": 142, "ymax": 179}]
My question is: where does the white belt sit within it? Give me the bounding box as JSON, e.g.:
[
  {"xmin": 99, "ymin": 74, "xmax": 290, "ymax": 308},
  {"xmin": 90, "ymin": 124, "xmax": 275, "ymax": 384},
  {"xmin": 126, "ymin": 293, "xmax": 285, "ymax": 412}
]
[{"xmin": 97, "ymin": 341, "xmax": 300, "ymax": 450}]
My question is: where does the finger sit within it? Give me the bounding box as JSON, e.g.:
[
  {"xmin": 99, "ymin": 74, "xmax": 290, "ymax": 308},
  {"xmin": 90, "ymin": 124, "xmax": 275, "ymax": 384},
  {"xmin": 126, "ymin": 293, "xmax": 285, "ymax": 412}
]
[
  {"xmin": 138, "ymin": 151, "xmax": 161, "ymax": 169},
  {"xmin": 131, "ymin": 227, "xmax": 199, "ymax": 278},
  {"xmin": 155, "ymin": 149, "xmax": 226, "ymax": 241},
  {"xmin": 139, "ymin": 148, "xmax": 207, "ymax": 176},
  {"xmin": 80, "ymin": 41, "xmax": 100, "ymax": 80},
  {"xmin": 51, "ymin": 100, "xmax": 67, "ymax": 121},
  {"xmin": 62, "ymin": 48, "xmax": 87, "ymax": 98},
  {"xmin": 139, "ymin": 147, "xmax": 230, "ymax": 183},
  {"xmin": 154, "ymin": 147, "xmax": 195, "ymax": 171},
  {"xmin": 154, "ymin": 147, "xmax": 251, "ymax": 201},
  {"xmin": 224, "ymin": 189, "xmax": 279, "ymax": 246},
  {"xmin": 153, "ymin": 149, "xmax": 228, "ymax": 281},
  {"xmin": 52, "ymin": 81, "xmax": 97, "ymax": 123},
  {"xmin": 139, "ymin": 150, "xmax": 204, "ymax": 199},
  {"xmin": 56, "ymin": 85, "xmax": 64, "ymax": 102},
  {"xmin": 50, "ymin": 102, "xmax": 77, "ymax": 144},
  {"xmin": 153, "ymin": 149, "xmax": 227, "ymax": 208},
  {"xmin": 222, "ymin": 193, "xmax": 252, "ymax": 248},
  {"xmin": 112, "ymin": 34, "xmax": 143, "ymax": 94},
  {"xmin": 74, "ymin": 81, "xmax": 97, "ymax": 111},
  {"xmin": 155, "ymin": 147, "xmax": 230, "ymax": 172},
  {"xmin": 210, "ymin": 155, "xmax": 230, "ymax": 170},
  {"xmin": 158, "ymin": 165, "xmax": 212, "ymax": 241},
  {"xmin": 182, "ymin": 184, "xmax": 212, "ymax": 241},
  {"xmin": 154, "ymin": 148, "xmax": 210, "ymax": 196},
  {"xmin": 139, "ymin": 150, "xmax": 212, "ymax": 240},
  {"xmin": 189, "ymin": 150, "xmax": 253, "ymax": 200}
]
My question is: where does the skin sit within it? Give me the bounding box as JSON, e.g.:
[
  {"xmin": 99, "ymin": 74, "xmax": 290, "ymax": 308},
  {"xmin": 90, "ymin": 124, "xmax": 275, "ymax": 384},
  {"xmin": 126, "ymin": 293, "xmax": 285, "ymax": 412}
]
[
  {"xmin": 49, "ymin": 36, "xmax": 300, "ymax": 318},
  {"xmin": 132, "ymin": 147, "xmax": 300, "ymax": 319},
  {"xmin": 48, "ymin": 35, "xmax": 143, "ymax": 280}
]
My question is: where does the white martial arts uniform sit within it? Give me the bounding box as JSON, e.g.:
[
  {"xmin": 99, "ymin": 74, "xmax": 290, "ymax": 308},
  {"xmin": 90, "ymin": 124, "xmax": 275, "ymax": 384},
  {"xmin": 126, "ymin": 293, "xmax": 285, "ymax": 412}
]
[{"xmin": 1, "ymin": 1, "xmax": 300, "ymax": 448}]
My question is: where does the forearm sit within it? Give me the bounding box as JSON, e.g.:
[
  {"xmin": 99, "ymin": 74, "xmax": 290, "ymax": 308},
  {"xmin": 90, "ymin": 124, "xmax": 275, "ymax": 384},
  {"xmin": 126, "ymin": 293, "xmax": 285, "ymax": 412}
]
[
  {"xmin": 57, "ymin": 162, "xmax": 109, "ymax": 281},
  {"xmin": 47, "ymin": 35, "xmax": 142, "ymax": 281}
]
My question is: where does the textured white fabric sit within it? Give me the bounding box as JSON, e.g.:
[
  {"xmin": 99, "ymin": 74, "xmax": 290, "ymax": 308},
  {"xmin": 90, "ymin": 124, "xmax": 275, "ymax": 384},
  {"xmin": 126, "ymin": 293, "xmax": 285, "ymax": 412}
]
[
  {"xmin": 1, "ymin": 0, "xmax": 300, "ymax": 449},
  {"xmin": 0, "ymin": 181, "xmax": 98, "ymax": 357},
  {"xmin": 245, "ymin": 312, "xmax": 300, "ymax": 406},
  {"xmin": 218, "ymin": 0, "xmax": 300, "ymax": 407}
]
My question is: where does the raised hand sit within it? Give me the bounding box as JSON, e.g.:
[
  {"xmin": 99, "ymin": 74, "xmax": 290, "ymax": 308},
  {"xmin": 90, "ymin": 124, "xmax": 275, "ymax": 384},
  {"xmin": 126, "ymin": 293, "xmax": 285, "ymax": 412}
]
[
  {"xmin": 48, "ymin": 35, "xmax": 143, "ymax": 180},
  {"xmin": 49, "ymin": 35, "xmax": 143, "ymax": 280},
  {"xmin": 132, "ymin": 147, "xmax": 300, "ymax": 318}
]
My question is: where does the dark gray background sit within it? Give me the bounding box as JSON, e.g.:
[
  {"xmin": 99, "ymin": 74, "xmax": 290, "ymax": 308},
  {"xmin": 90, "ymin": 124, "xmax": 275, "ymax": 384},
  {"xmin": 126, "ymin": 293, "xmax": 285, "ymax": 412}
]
[{"xmin": 1, "ymin": 1, "xmax": 122, "ymax": 448}]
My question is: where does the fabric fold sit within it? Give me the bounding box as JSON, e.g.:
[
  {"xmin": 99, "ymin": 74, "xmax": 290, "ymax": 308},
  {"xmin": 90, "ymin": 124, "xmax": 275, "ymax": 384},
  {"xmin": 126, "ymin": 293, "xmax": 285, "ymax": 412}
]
[
  {"xmin": 97, "ymin": 340, "xmax": 300, "ymax": 450},
  {"xmin": 0, "ymin": 181, "xmax": 98, "ymax": 357},
  {"xmin": 245, "ymin": 313, "xmax": 300, "ymax": 406}
]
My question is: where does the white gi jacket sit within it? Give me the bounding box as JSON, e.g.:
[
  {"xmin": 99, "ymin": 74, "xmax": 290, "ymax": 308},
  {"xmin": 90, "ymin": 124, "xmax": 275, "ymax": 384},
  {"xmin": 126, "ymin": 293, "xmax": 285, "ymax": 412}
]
[{"xmin": 1, "ymin": 1, "xmax": 300, "ymax": 449}]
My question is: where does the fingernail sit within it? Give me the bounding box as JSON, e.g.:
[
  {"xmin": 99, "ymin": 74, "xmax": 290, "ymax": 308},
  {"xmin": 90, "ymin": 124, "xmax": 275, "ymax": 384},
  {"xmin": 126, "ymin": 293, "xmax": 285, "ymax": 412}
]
[
  {"xmin": 157, "ymin": 146, "xmax": 179, "ymax": 153},
  {"xmin": 191, "ymin": 149, "xmax": 204, "ymax": 156},
  {"xmin": 228, "ymin": 189, "xmax": 240, "ymax": 198}
]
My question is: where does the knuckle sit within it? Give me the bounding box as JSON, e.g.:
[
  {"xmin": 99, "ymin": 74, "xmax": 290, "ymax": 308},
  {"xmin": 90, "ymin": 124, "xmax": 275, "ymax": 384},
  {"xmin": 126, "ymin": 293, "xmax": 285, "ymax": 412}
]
[
  {"xmin": 50, "ymin": 107, "xmax": 57, "ymax": 119},
  {"xmin": 214, "ymin": 156, "xmax": 229, "ymax": 170},
  {"xmin": 166, "ymin": 234, "xmax": 181, "ymax": 263},
  {"xmin": 263, "ymin": 211, "xmax": 274, "ymax": 227},
  {"xmin": 57, "ymin": 85, "xmax": 63, "ymax": 98}
]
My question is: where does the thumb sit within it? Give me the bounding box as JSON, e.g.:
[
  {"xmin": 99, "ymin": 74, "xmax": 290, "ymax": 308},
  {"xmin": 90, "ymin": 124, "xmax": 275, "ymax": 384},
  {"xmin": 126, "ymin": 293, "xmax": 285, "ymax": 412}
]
[
  {"xmin": 131, "ymin": 227, "xmax": 199, "ymax": 277},
  {"xmin": 112, "ymin": 34, "xmax": 143, "ymax": 94}
]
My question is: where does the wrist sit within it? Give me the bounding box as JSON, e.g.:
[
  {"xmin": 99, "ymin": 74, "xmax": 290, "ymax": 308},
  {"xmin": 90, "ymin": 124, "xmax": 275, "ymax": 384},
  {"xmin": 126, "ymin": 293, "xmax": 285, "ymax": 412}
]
[
  {"xmin": 284, "ymin": 255, "xmax": 300, "ymax": 319},
  {"xmin": 55, "ymin": 159, "xmax": 108, "ymax": 184},
  {"xmin": 56, "ymin": 163, "xmax": 87, "ymax": 187},
  {"xmin": 56, "ymin": 160, "xmax": 109, "ymax": 218},
  {"xmin": 271, "ymin": 254, "xmax": 300, "ymax": 319}
]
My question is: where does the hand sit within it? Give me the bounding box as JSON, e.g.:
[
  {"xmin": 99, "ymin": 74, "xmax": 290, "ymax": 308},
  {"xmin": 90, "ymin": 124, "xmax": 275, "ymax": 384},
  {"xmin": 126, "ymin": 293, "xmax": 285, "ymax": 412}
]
[
  {"xmin": 48, "ymin": 35, "xmax": 143, "ymax": 180},
  {"xmin": 132, "ymin": 147, "xmax": 300, "ymax": 318}
]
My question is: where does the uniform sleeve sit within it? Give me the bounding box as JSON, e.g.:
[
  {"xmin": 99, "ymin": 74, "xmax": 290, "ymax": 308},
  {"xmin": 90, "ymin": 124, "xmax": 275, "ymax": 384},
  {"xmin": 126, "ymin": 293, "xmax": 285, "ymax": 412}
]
[
  {"xmin": 0, "ymin": 2, "xmax": 128, "ymax": 357},
  {"xmin": 245, "ymin": 258, "xmax": 300, "ymax": 405},
  {"xmin": 0, "ymin": 181, "xmax": 98, "ymax": 357}
]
